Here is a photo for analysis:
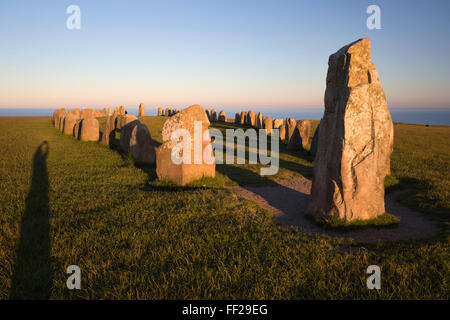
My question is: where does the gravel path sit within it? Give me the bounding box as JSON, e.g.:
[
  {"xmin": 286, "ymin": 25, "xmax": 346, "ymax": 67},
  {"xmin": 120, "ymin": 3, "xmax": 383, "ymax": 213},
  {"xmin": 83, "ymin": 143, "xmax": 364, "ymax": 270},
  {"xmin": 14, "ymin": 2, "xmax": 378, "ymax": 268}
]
[{"xmin": 228, "ymin": 173, "xmax": 441, "ymax": 243}]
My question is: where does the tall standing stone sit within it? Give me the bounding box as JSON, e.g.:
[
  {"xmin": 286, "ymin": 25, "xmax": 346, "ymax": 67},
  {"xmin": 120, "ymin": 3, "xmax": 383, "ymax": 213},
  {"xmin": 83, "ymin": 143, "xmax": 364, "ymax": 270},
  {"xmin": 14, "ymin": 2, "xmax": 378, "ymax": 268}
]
[
  {"xmin": 287, "ymin": 120, "xmax": 310, "ymax": 150},
  {"xmin": 119, "ymin": 106, "xmax": 125, "ymax": 116},
  {"xmin": 263, "ymin": 117, "xmax": 273, "ymax": 135},
  {"xmin": 158, "ymin": 107, "xmax": 163, "ymax": 116},
  {"xmin": 53, "ymin": 108, "xmax": 66, "ymax": 129},
  {"xmin": 273, "ymin": 119, "xmax": 283, "ymax": 129},
  {"xmin": 80, "ymin": 117, "xmax": 100, "ymax": 142},
  {"xmin": 156, "ymin": 104, "xmax": 215, "ymax": 185},
  {"xmin": 246, "ymin": 110, "xmax": 256, "ymax": 127},
  {"xmin": 63, "ymin": 112, "xmax": 79, "ymax": 135},
  {"xmin": 211, "ymin": 109, "xmax": 217, "ymax": 122},
  {"xmin": 130, "ymin": 123, "xmax": 156, "ymax": 165},
  {"xmin": 138, "ymin": 103, "xmax": 145, "ymax": 117},
  {"xmin": 240, "ymin": 112, "xmax": 247, "ymax": 125},
  {"xmin": 234, "ymin": 113, "xmax": 240, "ymax": 124},
  {"xmin": 101, "ymin": 115, "xmax": 113, "ymax": 145},
  {"xmin": 256, "ymin": 112, "xmax": 263, "ymax": 129},
  {"xmin": 308, "ymin": 38, "xmax": 394, "ymax": 221},
  {"xmin": 279, "ymin": 124, "xmax": 286, "ymax": 141},
  {"xmin": 218, "ymin": 110, "xmax": 226, "ymax": 122},
  {"xmin": 120, "ymin": 114, "xmax": 140, "ymax": 152},
  {"xmin": 285, "ymin": 118, "xmax": 296, "ymax": 141}
]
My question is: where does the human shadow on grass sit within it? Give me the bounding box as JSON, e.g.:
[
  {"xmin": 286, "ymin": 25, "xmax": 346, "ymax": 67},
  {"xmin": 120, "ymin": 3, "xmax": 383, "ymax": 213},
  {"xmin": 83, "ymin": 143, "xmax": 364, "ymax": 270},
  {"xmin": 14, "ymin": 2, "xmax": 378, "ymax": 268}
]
[{"xmin": 10, "ymin": 141, "xmax": 52, "ymax": 299}]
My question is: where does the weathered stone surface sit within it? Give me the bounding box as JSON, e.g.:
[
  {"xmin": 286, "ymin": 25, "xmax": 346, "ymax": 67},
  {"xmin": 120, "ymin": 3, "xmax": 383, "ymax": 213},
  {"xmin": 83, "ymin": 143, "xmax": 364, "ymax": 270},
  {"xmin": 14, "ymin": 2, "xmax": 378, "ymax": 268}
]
[
  {"xmin": 273, "ymin": 119, "xmax": 283, "ymax": 129},
  {"xmin": 138, "ymin": 103, "xmax": 145, "ymax": 117},
  {"xmin": 256, "ymin": 112, "xmax": 263, "ymax": 129},
  {"xmin": 63, "ymin": 112, "xmax": 79, "ymax": 135},
  {"xmin": 120, "ymin": 114, "xmax": 140, "ymax": 152},
  {"xmin": 59, "ymin": 115, "xmax": 65, "ymax": 132},
  {"xmin": 211, "ymin": 109, "xmax": 217, "ymax": 122},
  {"xmin": 239, "ymin": 112, "xmax": 247, "ymax": 125},
  {"xmin": 73, "ymin": 120, "xmax": 81, "ymax": 139},
  {"xmin": 158, "ymin": 107, "xmax": 163, "ymax": 116},
  {"xmin": 308, "ymin": 38, "xmax": 394, "ymax": 221},
  {"xmin": 218, "ymin": 110, "xmax": 226, "ymax": 122},
  {"xmin": 101, "ymin": 115, "xmax": 114, "ymax": 145},
  {"xmin": 234, "ymin": 113, "xmax": 240, "ymax": 124},
  {"xmin": 285, "ymin": 118, "xmax": 296, "ymax": 141},
  {"xmin": 80, "ymin": 117, "xmax": 100, "ymax": 142},
  {"xmin": 119, "ymin": 106, "xmax": 125, "ymax": 115},
  {"xmin": 130, "ymin": 123, "xmax": 156, "ymax": 164},
  {"xmin": 287, "ymin": 120, "xmax": 310, "ymax": 150},
  {"xmin": 156, "ymin": 104, "xmax": 215, "ymax": 185},
  {"xmin": 53, "ymin": 108, "xmax": 66, "ymax": 129},
  {"xmin": 279, "ymin": 122, "xmax": 286, "ymax": 140},
  {"xmin": 165, "ymin": 107, "xmax": 170, "ymax": 117},
  {"xmin": 246, "ymin": 110, "xmax": 256, "ymax": 126},
  {"xmin": 263, "ymin": 116, "xmax": 273, "ymax": 135},
  {"xmin": 310, "ymin": 122, "xmax": 321, "ymax": 157}
]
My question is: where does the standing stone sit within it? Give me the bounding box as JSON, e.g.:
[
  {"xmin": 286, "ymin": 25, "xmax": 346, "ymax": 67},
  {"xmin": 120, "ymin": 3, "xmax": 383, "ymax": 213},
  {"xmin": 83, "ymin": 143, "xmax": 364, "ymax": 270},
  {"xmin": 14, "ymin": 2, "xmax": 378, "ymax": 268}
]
[
  {"xmin": 279, "ymin": 123, "xmax": 286, "ymax": 141},
  {"xmin": 108, "ymin": 107, "xmax": 113, "ymax": 116},
  {"xmin": 80, "ymin": 117, "xmax": 100, "ymax": 142},
  {"xmin": 263, "ymin": 117, "xmax": 273, "ymax": 135},
  {"xmin": 240, "ymin": 112, "xmax": 247, "ymax": 125},
  {"xmin": 53, "ymin": 108, "xmax": 66, "ymax": 129},
  {"xmin": 73, "ymin": 120, "xmax": 81, "ymax": 139},
  {"xmin": 287, "ymin": 120, "xmax": 310, "ymax": 150},
  {"xmin": 101, "ymin": 115, "xmax": 113, "ymax": 145},
  {"xmin": 138, "ymin": 103, "xmax": 145, "ymax": 117},
  {"xmin": 285, "ymin": 118, "xmax": 297, "ymax": 141},
  {"xmin": 156, "ymin": 104, "xmax": 215, "ymax": 186},
  {"xmin": 165, "ymin": 107, "xmax": 170, "ymax": 117},
  {"xmin": 158, "ymin": 107, "xmax": 163, "ymax": 116},
  {"xmin": 256, "ymin": 112, "xmax": 263, "ymax": 129},
  {"xmin": 120, "ymin": 114, "xmax": 140, "ymax": 152},
  {"xmin": 130, "ymin": 123, "xmax": 156, "ymax": 165},
  {"xmin": 119, "ymin": 106, "xmax": 125, "ymax": 116},
  {"xmin": 59, "ymin": 115, "xmax": 65, "ymax": 132},
  {"xmin": 234, "ymin": 113, "xmax": 240, "ymax": 124},
  {"xmin": 310, "ymin": 122, "xmax": 321, "ymax": 157},
  {"xmin": 211, "ymin": 109, "xmax": 217, "ymax": 122},
  {"xmin": 218, "ymin": 110, "xmax": 226, "ymax": 122},
  {"xmin": 63, "ymin": 112, "xmax": 79, "ymax": 135},
  {"xmin": 273, "ymin": 119, "xmax": 283, "ymax": 129},
  {"xmin": 246, "ymin": 110, "xmax": 256, "ymax": 126},
  {"xmin": 308, "ymin": 38, "xmax": 394, "ymax": 221},
  {"xmin": 206, "ymin": 109, "xmax": 211, "ymax": 121}
]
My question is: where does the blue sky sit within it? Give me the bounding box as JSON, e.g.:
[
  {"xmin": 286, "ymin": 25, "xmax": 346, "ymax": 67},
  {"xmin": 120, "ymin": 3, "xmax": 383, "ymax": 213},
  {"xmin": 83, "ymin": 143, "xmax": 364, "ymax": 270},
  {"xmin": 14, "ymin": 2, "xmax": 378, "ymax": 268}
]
[{"xmin": 1, "ymin": 0, "xmax": 450, "ymax": 109}]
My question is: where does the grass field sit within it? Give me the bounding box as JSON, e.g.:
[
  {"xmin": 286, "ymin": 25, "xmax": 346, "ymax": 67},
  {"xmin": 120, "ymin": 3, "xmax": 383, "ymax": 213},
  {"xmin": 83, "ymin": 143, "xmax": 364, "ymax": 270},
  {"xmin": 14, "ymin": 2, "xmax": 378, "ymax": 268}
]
[{"xmin": 0, "ymin": 116, "xmax": 448, "ymax": 299}]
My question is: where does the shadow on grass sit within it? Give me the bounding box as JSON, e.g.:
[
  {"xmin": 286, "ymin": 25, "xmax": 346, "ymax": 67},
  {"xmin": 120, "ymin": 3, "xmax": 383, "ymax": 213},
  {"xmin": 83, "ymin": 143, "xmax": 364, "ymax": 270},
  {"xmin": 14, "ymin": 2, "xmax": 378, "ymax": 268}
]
[
  {"xmin": 10, "ymin": 141, "xmax": 52, "ymax": 299},
  {"xmin": 395, "ymin": 177, "xmax": 449, "ymax": 222}
]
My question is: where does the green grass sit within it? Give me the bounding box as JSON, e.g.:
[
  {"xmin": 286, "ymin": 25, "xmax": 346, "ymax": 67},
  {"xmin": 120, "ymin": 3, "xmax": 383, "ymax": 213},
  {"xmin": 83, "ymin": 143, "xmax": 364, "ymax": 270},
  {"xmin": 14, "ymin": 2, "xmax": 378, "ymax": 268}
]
[
  {"xmin": 305, "ymin": 213, "xmax": 400, "ymax": 231},
  {"xmin": 0, "ymin": 116, "xmax": 448, "ymax": 299}
]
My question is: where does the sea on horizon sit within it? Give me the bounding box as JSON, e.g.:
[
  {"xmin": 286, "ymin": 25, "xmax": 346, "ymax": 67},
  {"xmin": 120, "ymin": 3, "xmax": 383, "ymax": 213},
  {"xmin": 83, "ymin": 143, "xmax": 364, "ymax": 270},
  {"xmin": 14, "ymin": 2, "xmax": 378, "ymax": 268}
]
[{"xmin": 0, "ymin": 108, "xmax": 449, "ymax": 126}]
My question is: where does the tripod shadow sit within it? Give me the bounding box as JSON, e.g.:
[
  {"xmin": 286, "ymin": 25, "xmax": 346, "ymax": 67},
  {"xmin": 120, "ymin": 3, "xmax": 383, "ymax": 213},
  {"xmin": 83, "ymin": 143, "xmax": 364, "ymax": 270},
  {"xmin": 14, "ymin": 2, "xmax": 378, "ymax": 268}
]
[{"xmin": 10, "ymin": 141, "xmax": 52, "ymax": 299}]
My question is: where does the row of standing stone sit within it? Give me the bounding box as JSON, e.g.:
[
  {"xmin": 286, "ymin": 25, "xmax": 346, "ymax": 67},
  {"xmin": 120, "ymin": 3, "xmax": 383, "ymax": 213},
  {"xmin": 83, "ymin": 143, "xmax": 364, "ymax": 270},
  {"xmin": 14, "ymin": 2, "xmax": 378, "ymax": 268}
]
[
  {"xmin": 203, "ymin": 109, "xmax": 315, "ymax": 153},
  {"xmin": 52, "ymin": 103, "xmax": 156, "ymax": 165}
]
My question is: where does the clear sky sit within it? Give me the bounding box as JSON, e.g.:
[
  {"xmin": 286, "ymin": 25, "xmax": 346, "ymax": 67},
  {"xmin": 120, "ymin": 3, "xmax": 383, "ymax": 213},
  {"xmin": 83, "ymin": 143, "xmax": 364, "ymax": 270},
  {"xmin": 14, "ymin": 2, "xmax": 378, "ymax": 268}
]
[{"xmin": 1, "ymin": 0, "xmax": 450, "ymax": 110}]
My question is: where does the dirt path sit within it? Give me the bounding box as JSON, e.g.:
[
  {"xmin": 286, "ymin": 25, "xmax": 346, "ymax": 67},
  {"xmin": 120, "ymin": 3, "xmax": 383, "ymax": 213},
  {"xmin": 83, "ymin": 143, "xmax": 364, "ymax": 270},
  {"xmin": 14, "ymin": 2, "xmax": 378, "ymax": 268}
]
[{"xmin": 228, "ymin": 173, "xmax": 441, "ymax": 243}]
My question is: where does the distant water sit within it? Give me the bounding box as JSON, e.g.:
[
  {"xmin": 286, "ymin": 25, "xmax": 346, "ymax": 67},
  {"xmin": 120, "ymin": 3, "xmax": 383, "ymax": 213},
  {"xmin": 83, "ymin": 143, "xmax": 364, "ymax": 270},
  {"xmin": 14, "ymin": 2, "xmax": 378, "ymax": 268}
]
[{"xmin": 0, "ymin": 108, "xmax": 449, "ymax": 126}]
